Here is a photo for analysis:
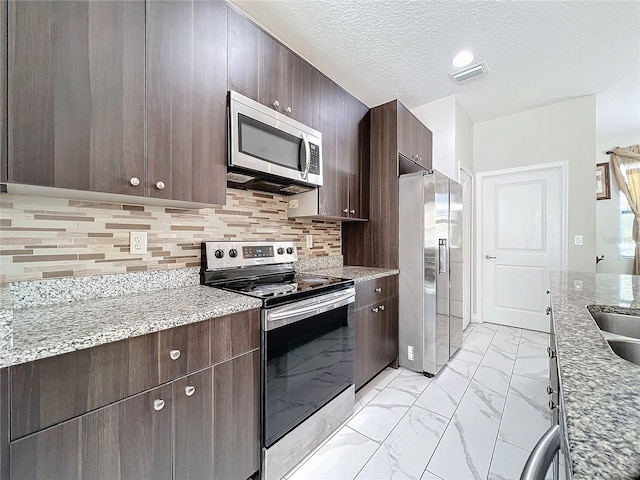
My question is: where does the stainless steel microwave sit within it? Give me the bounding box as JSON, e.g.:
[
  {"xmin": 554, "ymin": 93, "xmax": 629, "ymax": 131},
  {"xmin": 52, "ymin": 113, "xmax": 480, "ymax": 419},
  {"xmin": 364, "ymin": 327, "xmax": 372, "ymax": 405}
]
[{"xmin": 228, "ymin": 91, "xmax": 323, "ymax": 195}]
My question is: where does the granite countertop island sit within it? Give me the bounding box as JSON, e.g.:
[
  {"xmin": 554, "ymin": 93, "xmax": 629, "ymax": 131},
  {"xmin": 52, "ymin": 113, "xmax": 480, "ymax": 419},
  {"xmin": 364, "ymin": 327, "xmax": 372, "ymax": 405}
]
[
  {"xmin": 0, "ymin": 268, "xmax": 262, "ymax": 369},
  {"xmin": 549, "ymin": 271, "xmax": 640, "ymax": 480}
]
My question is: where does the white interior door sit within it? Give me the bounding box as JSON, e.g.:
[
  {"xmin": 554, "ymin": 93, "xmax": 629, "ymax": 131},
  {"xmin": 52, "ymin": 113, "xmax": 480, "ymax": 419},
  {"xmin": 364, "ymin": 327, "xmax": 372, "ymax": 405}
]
[
  {"xmin": 460, "ymin": 169, "xmax": 472, "ymax": 331},
  {"xmin": 480, "ymin": 164, "xmax": 566, "ymax": 332}
]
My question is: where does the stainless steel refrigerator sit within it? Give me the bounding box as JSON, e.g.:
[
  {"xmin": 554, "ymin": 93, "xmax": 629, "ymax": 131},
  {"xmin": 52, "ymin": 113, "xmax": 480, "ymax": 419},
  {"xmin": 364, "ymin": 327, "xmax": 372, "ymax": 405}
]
[{"xmin": 398, "ymin": 170, "xmax": 463, "ymax": 377}]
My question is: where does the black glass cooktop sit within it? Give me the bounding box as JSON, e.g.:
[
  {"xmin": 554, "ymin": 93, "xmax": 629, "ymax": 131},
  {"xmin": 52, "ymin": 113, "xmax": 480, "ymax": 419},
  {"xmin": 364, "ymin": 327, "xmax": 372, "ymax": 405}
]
[{"xmin": 212, "ymin": 272, "xmax": 353, "ymax": 307}]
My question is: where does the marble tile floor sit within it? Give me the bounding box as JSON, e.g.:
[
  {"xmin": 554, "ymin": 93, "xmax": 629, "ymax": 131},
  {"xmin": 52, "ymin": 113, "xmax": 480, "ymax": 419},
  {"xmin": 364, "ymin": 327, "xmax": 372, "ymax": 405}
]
[{"xmin": 285, "ymin": 323, "xmax": 552, "ymax": 480}]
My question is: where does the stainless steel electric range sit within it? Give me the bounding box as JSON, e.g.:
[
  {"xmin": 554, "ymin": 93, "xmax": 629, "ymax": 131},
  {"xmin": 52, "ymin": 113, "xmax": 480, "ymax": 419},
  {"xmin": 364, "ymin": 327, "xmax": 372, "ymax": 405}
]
[{"xmin": 200, "ymin": 241, "xmax": 356, "ymax": 480}]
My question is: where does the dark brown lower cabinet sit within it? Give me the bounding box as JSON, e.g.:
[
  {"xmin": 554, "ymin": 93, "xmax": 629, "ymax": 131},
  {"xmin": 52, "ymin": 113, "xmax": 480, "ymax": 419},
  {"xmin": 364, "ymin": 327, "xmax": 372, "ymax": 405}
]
[
  {"xmin": 354, "ymin": 276, "xmax": 399, "ymax": 390},
  {"xmin": 8, "ymin": 351, "xmax": 260, "ymax": 480},
  {"xmin": 10, "ymin": 384, "xmax": 173, "ymax": 480}
]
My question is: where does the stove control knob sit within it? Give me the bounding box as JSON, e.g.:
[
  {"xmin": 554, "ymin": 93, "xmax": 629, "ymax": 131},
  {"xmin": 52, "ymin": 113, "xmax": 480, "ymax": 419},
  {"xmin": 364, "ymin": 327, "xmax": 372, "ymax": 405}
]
[
  {"xmin": 277, "ymin": 247, "xmax": 285, "ymax": 255},
  {"xmin": 214, "ymin": 249, "xmax": 224, "ymax": 259},
  {"xmin": 286, "ymin": 247, "xmax": 294, "ymax": 254},
  {"xmin": 229, "ymin": 249, "xmax": 238, "ymax": 258}
]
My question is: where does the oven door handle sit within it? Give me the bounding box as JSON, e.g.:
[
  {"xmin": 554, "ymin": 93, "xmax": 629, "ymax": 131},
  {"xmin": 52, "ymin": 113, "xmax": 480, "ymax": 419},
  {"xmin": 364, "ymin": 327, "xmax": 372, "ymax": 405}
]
[{"xmin": 264, "ymin": 287, "xmax": 355, "ymax": 330}]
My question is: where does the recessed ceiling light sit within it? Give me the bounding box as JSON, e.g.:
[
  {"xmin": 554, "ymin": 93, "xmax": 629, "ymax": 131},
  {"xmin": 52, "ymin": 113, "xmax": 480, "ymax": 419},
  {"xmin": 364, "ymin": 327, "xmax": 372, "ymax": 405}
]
[{"xmin": 452, "ymin": 50, "xmax": 474, "ymax": 68}]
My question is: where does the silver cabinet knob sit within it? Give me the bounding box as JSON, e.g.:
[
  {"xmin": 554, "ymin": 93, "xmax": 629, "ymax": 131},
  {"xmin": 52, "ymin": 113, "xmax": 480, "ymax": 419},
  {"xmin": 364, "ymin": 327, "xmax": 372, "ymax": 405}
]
[
  {"xmin": 342, "ymin": 208, "xmax": 349, "ymax": 213},
  {"xmin": 155, "ymin": 181, "xmax": 165, "ymax": 190},
  {"xmin": 549, "ymin": 400, "xmax": 556, "ymax": 410},
  {"xmin": 169, "ymin": 349, "xmax": 181, "ymax": 360},
  {"xmin": 374, "ymin": 287, "xmax": 382, "ymax": 293},
  {"xmin": 546, "ymin": 306, "xmax": 552, "ymax": 316},
  {"xmin": 379, "ymin": 305, "xmax": 385, "ymax": 311},
  {"xmin": 485, "ymin": 255, "xmax": 496, "ymax": 260},
  {"xmin": 272, "ymin": 100, "xmax": 280, "ymax": 109},
  {"xmin": 547, "ymin": 346, "xmax": 556, "ymax": 359},
  {"xmin": 546, "ymin": 290, "xmax": 551, "ymax": 294},
  {"xmin": 129, "ymin": 177, "xmax": 140, "ymax": 186},
  {"xmin": 372, "ymin": 307, "xmax": 379, "ymax": 313},
  {"xmin": 153, "ymin": 399, "xmax": 165, "ymax": 411},
  {"xmin": 350, "ymin": 210, "xmax": 356, "ymax": 214},
  {"xmin": 285, "ymin": 106, "xmax": 292, "ymax": 114},
  {"xmin": 185, "ymin": 386, "xmax": 196, "ymax": 397},
  {"xmin": 546, "ymin": 385, "xmax": 553, "ymax": 395}
]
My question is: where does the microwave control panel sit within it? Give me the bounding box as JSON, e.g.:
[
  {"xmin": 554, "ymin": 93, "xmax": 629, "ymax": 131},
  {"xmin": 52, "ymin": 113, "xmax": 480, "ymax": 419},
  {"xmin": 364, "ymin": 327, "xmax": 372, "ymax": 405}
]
[{"xmin": 309, "ymin": 143, "xmax": 320, "ymax": 174}]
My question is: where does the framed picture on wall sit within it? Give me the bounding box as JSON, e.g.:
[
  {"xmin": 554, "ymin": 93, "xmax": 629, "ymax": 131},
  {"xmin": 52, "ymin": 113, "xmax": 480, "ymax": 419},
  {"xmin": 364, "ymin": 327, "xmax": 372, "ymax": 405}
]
[{"xmin": 596, "ymin": 162, "xmax": 611, "ymax": 200}]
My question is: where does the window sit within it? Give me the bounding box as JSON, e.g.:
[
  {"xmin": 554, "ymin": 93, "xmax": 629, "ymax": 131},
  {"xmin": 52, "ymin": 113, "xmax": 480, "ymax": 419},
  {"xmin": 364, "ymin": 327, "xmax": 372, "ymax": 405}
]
[{"xmin": 620, "ymin": 194, "xmax": 635, "ymax": 258}]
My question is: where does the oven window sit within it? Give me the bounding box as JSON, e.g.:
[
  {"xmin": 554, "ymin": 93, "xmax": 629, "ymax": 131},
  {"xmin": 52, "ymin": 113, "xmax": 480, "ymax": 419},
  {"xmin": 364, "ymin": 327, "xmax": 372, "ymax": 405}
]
[
  {"xmin": 238, "ymin": 114, "xmax": 302, "ymax": 170},
  {"xmin": 263, "ymin": 304, "xmax": 354, "ymax": 447}
]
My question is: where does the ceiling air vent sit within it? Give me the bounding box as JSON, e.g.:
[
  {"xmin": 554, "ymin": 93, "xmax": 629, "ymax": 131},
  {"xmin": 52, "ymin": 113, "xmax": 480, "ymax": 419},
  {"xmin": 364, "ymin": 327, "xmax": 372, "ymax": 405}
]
[{"xmin": 450, "ymin": 62, "xmax": 489, "ymax": 83}]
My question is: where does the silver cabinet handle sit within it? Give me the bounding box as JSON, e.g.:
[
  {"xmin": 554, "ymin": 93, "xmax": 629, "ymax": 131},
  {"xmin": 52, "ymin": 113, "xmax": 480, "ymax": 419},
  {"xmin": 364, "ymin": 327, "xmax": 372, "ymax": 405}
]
[
  {"xmin": 520, "ymin": 425, "xmax": 560, "ymax": 480},
  {"xmin": 185, "ymin": 386, "xmax": 196, "ymax": 397},
  {"xmin": 374, "ymin": 287, "xmax": 382, "ymax": 293},
  {"xmin": 546, "ymin": 306, "xmax": 552, "ymax": 315},
  {"xmin": 438, "ymin": 239, "xmax": 447, "ymax": 274},
  {"xmin": 285, "ymin": 106, "xmax": 292, "ymax": 114},
  {"xmin": 372, "ymin": 307, "xmax": 379, "ymax": 313},
  {"xmin": 379, "ymin": 305, "xmax": 385, "ymax": 311},
  {"xmin": 485, "ymin": 255, "xmax": 496, "ymax": 260},
  {"xmin": 547, "ymin": 346, "xmax": 556, "ymax": 359},
  {"xmin": 153, "ymin": 399, "xmax": 165, "ymax": 411},
  {"xmin": 350, "ymin": 209, "xmax": 356, "ymax": 214},
  {"xmin": 155, "ymin": 181, "xmax": 165, "ymax": 190},
  {"xmin": 129, "ymin": 177, "xmax": 140, "ymax": 186},
  {"xmin": 342, "ymin": 208, "xmax": 349, "ymax": 213},
  {"xmin": 546, "ymin": 385, "xmax": 553, "ymax": 395},
  {"xmin": 169, "ymin": 349, "xmax": 181, "ymax": 360}
]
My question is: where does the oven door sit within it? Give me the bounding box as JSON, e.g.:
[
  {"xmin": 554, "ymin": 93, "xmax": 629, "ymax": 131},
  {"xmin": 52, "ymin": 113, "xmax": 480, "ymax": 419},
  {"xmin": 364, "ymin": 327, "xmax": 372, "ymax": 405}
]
[
  {"xmin": 229, "ymin": 91, "xmax": 322, "ymax": 187},
  {"xmin": 262, "ymin": 288, "xmax": 355, "ymax": 448}
]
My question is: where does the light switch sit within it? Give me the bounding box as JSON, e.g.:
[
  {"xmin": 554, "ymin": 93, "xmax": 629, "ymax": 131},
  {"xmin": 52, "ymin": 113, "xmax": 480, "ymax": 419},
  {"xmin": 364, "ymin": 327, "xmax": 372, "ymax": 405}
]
[{"xmin": 574, "ymin": 235, "xmax": 583, "ymax": 246}]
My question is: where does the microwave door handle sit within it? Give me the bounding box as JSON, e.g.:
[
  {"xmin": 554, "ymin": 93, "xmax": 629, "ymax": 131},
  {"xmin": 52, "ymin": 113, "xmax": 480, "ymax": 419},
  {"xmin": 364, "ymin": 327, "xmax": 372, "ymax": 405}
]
[{"xmin": 300, "ymin": 132, "xmax": 310, "ymax": 181}]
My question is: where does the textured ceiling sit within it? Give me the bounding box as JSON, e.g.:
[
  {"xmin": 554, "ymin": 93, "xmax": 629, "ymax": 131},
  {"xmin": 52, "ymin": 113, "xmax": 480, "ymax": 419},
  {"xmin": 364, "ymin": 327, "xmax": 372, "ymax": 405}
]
[{"xmin": 229, "ymin": 0, "xmax": 640, "ymax": 133}]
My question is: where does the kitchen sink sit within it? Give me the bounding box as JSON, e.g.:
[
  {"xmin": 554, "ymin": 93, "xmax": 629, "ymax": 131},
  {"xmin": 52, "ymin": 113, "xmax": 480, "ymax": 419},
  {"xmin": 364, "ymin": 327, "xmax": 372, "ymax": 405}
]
[
  {"xmin": 590, "ymin": 312, "xmax": 640, "ymax": 340},
  {"xmin": 608, "ymin": 339, "xmax": 640, "ymax": 366}
]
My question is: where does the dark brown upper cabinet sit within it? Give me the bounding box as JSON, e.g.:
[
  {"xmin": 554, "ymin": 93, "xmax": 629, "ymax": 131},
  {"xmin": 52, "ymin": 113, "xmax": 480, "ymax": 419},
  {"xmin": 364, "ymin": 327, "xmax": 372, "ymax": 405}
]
[
  {"xmin": 1, "ymin": 0, "xmax": 7, "ymax": 184},
  {"xmin": 227, "ymin": 7, "xmax": 321, "ymax": 127},
  {"xmin": 146, "ymin": 0, "xmax": 227, "ymax": 205},
  {"xmin": 342, "ymin": 99, "xmax": 432, "ymax": 268},
  {"xmin": 347, "ymin": 96, "xmax": 370, "ymax": 220},
  {"xmin": 7, "ymin": 0, "xmax": 146, "ymax": 195},
  {"xmin": 397, "ymin": 102, "xmax": 432, "ymax": 169}
]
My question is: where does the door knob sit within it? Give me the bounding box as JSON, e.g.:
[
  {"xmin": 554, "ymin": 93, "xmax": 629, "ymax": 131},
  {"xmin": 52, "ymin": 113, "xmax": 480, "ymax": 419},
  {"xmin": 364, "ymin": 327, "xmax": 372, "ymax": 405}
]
[{"xmin": 485, "ymin": 255, "xmax": 496, "ymax": 260}]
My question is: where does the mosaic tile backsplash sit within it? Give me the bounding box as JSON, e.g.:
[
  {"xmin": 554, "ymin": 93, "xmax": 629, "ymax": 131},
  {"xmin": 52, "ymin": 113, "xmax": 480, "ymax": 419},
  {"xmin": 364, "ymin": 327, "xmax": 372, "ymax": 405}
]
[{"xmin": 0, "ymin": 189, "xmax": 341, "ymax": 283}]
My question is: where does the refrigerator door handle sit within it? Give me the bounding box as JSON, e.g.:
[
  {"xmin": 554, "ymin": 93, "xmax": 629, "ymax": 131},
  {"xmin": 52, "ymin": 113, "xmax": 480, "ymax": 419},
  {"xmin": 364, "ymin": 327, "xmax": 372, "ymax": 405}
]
[{"xmin": 438, "ymin": 239, "xmax": 447, "ymax": 274}]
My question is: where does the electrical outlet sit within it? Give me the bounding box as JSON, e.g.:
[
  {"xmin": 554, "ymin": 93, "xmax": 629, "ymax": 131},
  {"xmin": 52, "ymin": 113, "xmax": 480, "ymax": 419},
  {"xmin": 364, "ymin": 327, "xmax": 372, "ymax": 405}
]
[
  {"xmin": 306, "ymin": 234, "xmax": 313, "ymax": 248},
  {"xmin": 130, "ymin": 231, "xmax": 147, "ymax": 254},
  {"xmin": 574, "ymin": 280, "xmax": 583, "ymax": 290},
  {"xmin": 407, "ymin": 345, "xmax": 414, "ymax": 361},
  {"xmin": 574, "ymin": 235, "xmax": 583, "ymax": 246}
]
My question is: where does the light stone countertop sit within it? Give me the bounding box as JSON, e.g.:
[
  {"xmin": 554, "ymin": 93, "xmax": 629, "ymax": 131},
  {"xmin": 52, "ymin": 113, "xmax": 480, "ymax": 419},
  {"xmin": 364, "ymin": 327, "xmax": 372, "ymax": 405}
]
[
  {"xmin": 310, "ymin": 266, "xmax": 399, "ymax": 283},
  {"xmin": 0, "ymin": 285, "xmax": 261, "ymax": 368},
  {"xmin": 549, "ymin": 271, "xmax": 640, "ymax": 480}
]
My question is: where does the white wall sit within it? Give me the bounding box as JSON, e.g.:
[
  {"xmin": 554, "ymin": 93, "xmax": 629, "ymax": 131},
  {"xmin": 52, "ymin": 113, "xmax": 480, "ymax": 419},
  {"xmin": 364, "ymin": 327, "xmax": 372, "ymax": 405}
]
[
  {"xmin": 595, "ymin": 130, "xmax": 639, "ymax": 274},
  {"xmin": 411, "ymin": 95, "xmax": 458, "ymax": 180},
  {"xmin": 455, "ymin": 97, "xmax": 474, "ymax": 173},
  {"xmin": 474, "ymin": 95, "xmax": 597, "ymax": 272}
]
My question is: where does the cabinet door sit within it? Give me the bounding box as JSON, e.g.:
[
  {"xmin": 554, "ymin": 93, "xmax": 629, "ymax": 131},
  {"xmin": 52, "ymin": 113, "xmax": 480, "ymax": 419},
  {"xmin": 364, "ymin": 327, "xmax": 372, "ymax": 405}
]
[
  {"xmin": 8, "ymin": 0, "xmax": 145, "ymax": 195},
  {"xmin": 347, "ymin": 96, "xmax": 369, "ymax": 220},
  {"xmin": 213, "ymin": 350, "xmax": 260, "ymax": 479},
  {"xmin": 227, "ymin": 7, "xmax": 259, "ymax": 101},
  {"xmin": 416, "ymin": 122, "xmax": 433, "ymax": 169},
  {"xmin": 377, "ymin": 296, "xmax": 399, "ymax": 371},
  {"xmin": 173, "ymin": 369, "xmax": 214, "ymax": 480},
  {"xmin": 318, "ymin": 76, "xmax": 349, "ymax": 218},
  {"xmin": 398, "ymin": 102, "xmax": 421, "ymax": 162},
  {"xmin": 1, "ymin": 0, "xmax": 6, "ymax": 183},
  {"xmin": 259, "ymin": 33, "xmax": 289, "ymax": 113},
  {"xmin": 355, "ymin": 306, "xmax": 374, "ymax": 390},
  {"xmin": 290, "ymin": 59, "xmax": 321, "ymax": 129},
  {"xmin": 10, "ymin": 385, "xmax": 173, "ymax": 480},
  {"xmin": 146, "ymin": 0, "xmax": 227, "ymax": 205}
]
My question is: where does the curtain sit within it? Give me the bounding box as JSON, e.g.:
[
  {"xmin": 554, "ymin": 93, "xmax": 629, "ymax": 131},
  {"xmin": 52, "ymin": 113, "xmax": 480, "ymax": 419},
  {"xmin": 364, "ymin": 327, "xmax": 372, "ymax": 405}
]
[{"xmin": 610, "ymin": 144, "xmax": 640, "ymax": 274}]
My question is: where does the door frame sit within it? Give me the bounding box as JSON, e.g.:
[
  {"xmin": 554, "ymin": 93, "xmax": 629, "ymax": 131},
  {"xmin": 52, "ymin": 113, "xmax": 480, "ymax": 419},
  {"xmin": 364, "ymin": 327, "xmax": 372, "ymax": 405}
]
[
  {"xmin": 460, "ymin": 166, "xmax": 473, "ymax": 331},
  {"xmin": 474, "ymin": 161, "xmax": 568, "ymax": 325}
]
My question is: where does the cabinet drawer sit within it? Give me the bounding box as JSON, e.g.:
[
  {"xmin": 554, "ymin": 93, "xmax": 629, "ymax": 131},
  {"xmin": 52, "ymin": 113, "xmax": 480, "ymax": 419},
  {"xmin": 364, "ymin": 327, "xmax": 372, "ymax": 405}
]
[
  {"xmin": 10, "ymin": 333, "xmax": 160, "ymax": 440},
  {"xmin": 158, "ymin": 320, "xmax": 210, "ymax": 384},
  {"xmin": 211, "ymin": 309, "xmax": 260, "ymax": 364},
  {"xmin": 355, "ymin": 275, "xmax": 398, "ymax": 310}
]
